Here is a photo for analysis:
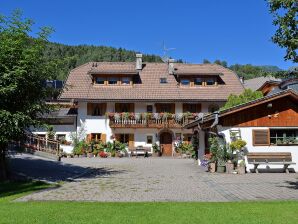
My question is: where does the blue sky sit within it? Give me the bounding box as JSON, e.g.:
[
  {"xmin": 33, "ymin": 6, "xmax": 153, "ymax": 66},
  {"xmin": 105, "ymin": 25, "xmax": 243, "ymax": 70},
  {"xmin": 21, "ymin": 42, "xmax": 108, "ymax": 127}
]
[{"xmin": 1, "ymin": 0, "xmax": 296, "ymax": 69}]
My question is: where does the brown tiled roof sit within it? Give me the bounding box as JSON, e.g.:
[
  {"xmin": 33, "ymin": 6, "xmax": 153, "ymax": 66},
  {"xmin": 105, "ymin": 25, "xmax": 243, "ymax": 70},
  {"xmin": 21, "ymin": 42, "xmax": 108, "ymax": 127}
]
[
  {"xmin": 60, "ymin": 62, "xmax": 244, "ymax": 102},
  {"xmin": 243, "ymin": 76, "xmax": 281, "ymax": 91}
]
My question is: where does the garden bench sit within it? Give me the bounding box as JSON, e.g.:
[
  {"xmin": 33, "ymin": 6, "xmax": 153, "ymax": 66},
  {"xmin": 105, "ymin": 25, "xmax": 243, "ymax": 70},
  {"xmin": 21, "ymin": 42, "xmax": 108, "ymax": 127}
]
[
  {"xmin": 247, "ymin": 152, "xmax": 296, "ymax": 173},
  {"xmin": 130, "ymin": 146, "xmax": 151, "ymax": 157}
]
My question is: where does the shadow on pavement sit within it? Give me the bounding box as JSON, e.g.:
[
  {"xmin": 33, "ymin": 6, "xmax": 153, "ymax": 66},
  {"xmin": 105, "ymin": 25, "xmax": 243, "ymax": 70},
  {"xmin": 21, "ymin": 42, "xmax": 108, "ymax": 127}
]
[{"xmin": 8, "ymin": 154, "xmax": 127, "ymax": 183}]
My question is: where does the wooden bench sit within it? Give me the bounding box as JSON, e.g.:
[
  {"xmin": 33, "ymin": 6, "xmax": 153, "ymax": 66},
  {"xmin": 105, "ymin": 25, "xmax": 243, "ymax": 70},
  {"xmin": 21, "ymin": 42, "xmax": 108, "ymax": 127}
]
[
  {"xmin": 130, "ymin": 146, "xmax": 151, "ymax": 157},
  {"xmin": 247, "ymin": 152, "xmax": 296, "ymax": 173}
]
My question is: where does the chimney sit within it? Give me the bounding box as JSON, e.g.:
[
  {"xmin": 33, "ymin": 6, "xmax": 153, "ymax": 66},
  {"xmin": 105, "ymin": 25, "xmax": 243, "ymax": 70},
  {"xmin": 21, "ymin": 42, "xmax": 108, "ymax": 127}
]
[
  {"xmin": 239, "ymin": 76, "xmax": 244, "ymax": 84},
  {"xmin": 168, "ymin": 58, "xmax": 175, "ymax": 75},
  {"xmin": 136, "ymin": 54, "xmax": 143, "ymax": 70}
]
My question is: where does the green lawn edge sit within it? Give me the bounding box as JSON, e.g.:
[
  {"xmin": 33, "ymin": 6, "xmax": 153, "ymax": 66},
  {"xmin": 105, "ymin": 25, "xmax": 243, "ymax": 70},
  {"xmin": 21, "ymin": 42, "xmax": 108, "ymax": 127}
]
[{"xmin": 0, "ymin": 181, "xmax": 298, "ymax": 224}]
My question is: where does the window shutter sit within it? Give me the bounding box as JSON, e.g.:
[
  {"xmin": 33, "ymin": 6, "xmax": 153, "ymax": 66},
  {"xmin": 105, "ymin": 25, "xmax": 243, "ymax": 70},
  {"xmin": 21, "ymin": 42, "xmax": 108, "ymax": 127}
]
[
  {"xmin": 100, "ymin": 133, "xmax": 106, "ymax": 143},
  {"xmin": 86, "ymin": 134, "xmax": 92, "ymax": 142},
  {"xmin": 87, "ymin": 103, "xmax": 93, "ymax": 115},
  {"xmin": 252, "ymin": 129, "xmax": 270, "ymax": 146},
  {"xmin": 128, "ymin": 134, "xmax": 134, "ymax": 149}
]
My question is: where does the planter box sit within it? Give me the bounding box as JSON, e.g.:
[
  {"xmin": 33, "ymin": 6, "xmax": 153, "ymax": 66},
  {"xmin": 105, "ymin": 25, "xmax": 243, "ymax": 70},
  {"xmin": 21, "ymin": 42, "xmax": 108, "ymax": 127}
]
[
  {"xmin": 226, "ymin": 162, "xmax": 235, "ymax": 174},
  {"xmin": 237, "ymin": 166, "xmax": 246, "ymax": 174},
  {"xmin": 209, "ymin": 162, "xmax": 216, "ymax": 173},
  {"xmin": 217, "ymin": 165, "xmax": 226, "ymax": 173}
]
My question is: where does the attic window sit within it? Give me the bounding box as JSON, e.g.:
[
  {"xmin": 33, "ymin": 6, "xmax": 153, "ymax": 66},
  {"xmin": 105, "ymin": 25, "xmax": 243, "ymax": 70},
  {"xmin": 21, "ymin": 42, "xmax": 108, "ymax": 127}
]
[
  {"xmin": 160, "ymin": 78, "xmax": 167, "ymax": 83},
  {"xmin": 181, "ymin": 79, "xmax": 190, "ymax": 86},
  {"xmin": 95, "ymin": 77, "xmax": 105, "ymax": 84}
]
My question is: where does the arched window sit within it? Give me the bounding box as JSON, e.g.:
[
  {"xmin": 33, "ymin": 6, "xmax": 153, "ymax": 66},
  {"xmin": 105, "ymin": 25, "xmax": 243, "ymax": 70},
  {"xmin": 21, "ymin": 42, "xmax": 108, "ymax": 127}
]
[{"xmin": 208, "ymin": 104, "xmax": 219, "ymax": 113}]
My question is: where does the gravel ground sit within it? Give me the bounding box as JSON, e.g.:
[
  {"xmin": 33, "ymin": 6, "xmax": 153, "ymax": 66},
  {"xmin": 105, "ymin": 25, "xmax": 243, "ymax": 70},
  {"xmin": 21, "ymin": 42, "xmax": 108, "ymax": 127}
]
[{"xmin": 14, "ymin": 155, "xmax": 298, "ymax": 202}]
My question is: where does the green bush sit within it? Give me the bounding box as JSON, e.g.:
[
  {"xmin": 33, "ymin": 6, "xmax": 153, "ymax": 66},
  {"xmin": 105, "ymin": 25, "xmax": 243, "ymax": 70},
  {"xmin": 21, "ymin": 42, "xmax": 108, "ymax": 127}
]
[
  {"xmin": 230, "ymin": 139, "xmax": 247, "ymax": 152},
  {"xmin": 73, "ymin": 141, "xmax": 88, "ymax": 155},
  {"xmin": 175, "ymin": 142, "xmax": 193, "ymax": 154}
]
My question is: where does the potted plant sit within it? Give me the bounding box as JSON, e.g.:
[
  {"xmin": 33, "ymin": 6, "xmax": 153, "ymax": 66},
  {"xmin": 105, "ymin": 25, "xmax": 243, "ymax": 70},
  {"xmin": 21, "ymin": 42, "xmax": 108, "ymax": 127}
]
[
  {"xmin": 208, "ymin": 137, "xmax": 219, "ymax": 173},
  {"xmin": 237, "ymin": 160, "xmax": 246, "ymax": 174},
  {"xmin": 208, "ymin": 156, "xmax": 217, "ymax": 173},
  {"xmin": 152, "ymin": 143, "xmax": 161, "ymax": 157}
]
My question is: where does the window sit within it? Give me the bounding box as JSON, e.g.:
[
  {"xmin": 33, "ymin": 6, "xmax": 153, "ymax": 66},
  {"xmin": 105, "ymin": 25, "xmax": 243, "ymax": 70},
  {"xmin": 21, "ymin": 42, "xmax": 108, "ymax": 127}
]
[
  {"xmin": 206, "ymin": 78, "xmax": 215, "ymax": 86},
  {"xmin": 91, "ymin": 133, "xmax": 101, "ymax": 141},
  {"xmin": 108, "ymin": 77, "xmax": 118, "ymax": 85},
  {"xmin": 146, "ymin": 135, "xmax": 153, "ymax": 144},
  {"xmin": 147, "ymin": 105, "xmax": 153, "ymax": 113},
  {"xmin": 253, "ymin": 129, "xmax": 298, "ymax": 146},
  {"xmin": 119, "ymin": 134, "xmax": 129, "ymax": 144},
  {"xmin": 183, "ymin": 103, "xmax": 201, "ymax": 113},
  {"xmin": 115, "ymin": 103, "xmax": 134, "ymax": 113},
  {"xmin": 56, "ymin": 134, "xmax": 66, "ymax": 142},
  {"xmin": 87, "ymin": 103, "xmax": 107, "ymax": 116},
  {"xmin": 121, "ymin": 77, "xmax": 131, "ymax": 85},
  {"xmin": 270, "ymin": 129, "xmax": 298, "ymax": 145},
  {"xmin": 95, "ymin": 77, "xmax": 105, "ymax": 84},
  {"xmin": 194, "ymin": 78, "xmax": 203, "ymax": 86},
  {"xmin": 160, "ymin": 78, "xmax": 167, "ymax": 83},
  {"xmin": 180, "ymin": 79, "xmax": 190, "ymax": 86},
  {"xmin": 160, "ymin": 104, "xmax": 172, "ymax": 113}
]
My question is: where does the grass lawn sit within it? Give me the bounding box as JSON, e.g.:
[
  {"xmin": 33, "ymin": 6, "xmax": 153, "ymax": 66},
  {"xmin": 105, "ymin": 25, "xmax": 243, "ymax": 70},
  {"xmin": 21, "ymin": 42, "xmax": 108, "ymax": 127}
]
[{"xmin": 0, "ymin": 181, "xmax": 298, "ymax": 224}]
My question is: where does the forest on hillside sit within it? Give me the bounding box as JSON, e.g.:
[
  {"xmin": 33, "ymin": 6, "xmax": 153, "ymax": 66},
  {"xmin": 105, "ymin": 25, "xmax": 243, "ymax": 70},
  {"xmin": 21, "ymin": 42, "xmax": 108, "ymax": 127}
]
[
  {"xmin": 44, "ymin": 42, "xmax": 288, "ymax": 81},
  {"xmin": 44, "ymin": 42, "xmax": 163, "ymax": 80}
]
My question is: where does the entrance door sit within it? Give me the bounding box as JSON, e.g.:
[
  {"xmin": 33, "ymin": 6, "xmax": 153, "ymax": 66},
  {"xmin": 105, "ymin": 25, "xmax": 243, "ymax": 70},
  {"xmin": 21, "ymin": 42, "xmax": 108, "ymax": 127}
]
[{"xmin": 160, "ymin": 132, "xmax": 173, "ymax": 156}]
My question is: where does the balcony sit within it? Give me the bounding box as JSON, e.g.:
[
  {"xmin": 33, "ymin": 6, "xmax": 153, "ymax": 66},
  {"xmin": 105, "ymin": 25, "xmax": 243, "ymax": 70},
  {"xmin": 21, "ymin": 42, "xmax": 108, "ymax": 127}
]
[{"xmin": 108, "ymin": 112, "xmax": 201, "ymax": 129}]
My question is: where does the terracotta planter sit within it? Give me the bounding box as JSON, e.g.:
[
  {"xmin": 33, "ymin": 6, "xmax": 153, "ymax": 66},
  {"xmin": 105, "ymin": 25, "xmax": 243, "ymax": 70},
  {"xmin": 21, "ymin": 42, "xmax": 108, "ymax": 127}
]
[
  {"xmin": 237, "ymin": 166, "xmax": 246, "ymax": 174},
  {"xmin": 209, "ymin": 162, "xmax": 216, "ymax": 173},
  {"xmin": 226, "ymin": 162, "xmax": 235, "ymax": 174},
  {"xmin": 217, "ymin": 165, "xmax": 226, "ymax": 173},
  {"xmin": 116, "ymin": 152, "xmax": 123, "ymax": 158}
]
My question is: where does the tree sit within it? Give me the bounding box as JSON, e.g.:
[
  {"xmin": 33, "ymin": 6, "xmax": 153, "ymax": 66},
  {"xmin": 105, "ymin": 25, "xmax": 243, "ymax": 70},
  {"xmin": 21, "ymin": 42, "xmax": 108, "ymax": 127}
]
[
  {"xmin": 214, "ymin": 59, "xmax": 228, "ymax": 68},
  {"xmin": 221, "ymin": 89, "xmax": 263, "ymax": 110},
  {"xmin": 267, "ymin": 0, "xmax": 298, "ymax": 62},
  {"xmin": 0, "ymin": 10, "xmax": 53, "ymax": 179},
  {"xmin": 203, "ymin": 59, "xmax": 210, "ymax": 64}
]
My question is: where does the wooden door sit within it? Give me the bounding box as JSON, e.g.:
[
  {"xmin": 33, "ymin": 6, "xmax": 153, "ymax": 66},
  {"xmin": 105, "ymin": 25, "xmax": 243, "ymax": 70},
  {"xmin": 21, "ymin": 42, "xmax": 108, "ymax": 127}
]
[{"xmin": 160, "ymin": 132, "xmax": 173, "ymax": 156}]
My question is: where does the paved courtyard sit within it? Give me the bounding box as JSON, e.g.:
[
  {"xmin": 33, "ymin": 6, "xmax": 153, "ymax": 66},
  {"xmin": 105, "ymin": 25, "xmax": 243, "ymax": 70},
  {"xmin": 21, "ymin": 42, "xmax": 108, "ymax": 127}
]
[{"xmin": 12, "ymin": 154, "xmax": 298, "ymax": 202}]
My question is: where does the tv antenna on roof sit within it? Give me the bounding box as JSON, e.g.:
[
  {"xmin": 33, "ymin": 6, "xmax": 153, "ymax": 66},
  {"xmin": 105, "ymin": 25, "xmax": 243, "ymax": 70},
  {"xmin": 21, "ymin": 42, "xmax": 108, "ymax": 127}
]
[{"xmin": 161, "ymin": 41, "xmax": 176, "ymax": 63}]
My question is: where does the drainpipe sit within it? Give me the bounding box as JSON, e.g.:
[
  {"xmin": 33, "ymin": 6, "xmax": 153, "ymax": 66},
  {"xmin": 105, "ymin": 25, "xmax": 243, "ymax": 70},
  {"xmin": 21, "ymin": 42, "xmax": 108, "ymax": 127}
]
[{"xmin": 210, "ymin": 111, "xmax": 219, "ymax": 128}]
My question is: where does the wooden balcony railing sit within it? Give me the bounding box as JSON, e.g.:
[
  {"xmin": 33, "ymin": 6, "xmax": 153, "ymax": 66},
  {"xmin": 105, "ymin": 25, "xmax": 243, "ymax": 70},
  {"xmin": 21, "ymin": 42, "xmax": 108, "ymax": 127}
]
[
  {"xmin": 108, "ymin": 113, "xmax": 200, "ymax": 129},
  {"xmin": 23, "ymin": 134, "xmax": 61, "ymax": 156}
]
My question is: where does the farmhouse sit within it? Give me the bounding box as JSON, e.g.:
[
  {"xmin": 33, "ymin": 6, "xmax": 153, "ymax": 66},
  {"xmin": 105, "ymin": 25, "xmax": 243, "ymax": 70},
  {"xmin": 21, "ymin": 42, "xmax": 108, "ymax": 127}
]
[
  {"xmin": 185, "ymin": 88, "xmax": 298, "ymax": 172},
  {"xmin": 32, "ymin": 54, "xmax": 244, "ymax": 156}
]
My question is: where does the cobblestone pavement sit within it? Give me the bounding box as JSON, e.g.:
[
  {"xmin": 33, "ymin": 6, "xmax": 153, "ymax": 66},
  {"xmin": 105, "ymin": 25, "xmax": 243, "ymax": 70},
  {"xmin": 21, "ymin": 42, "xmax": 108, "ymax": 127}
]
[{"xmin": 16, "ymin": 156, "xmax": 298, "ymax": 202}]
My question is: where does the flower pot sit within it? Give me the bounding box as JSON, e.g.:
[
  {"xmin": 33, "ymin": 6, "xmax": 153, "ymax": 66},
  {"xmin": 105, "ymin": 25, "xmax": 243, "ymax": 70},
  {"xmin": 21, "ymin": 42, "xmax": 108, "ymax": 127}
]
[
  {"xmin": 237, "ymin": 166, "xmax": 246, "ymax": 174},
  {"xmin": 226, "ymin": 162, "xmax": 235, "ymax": 174},
  {"xmin": 209, "ymin": 162, "xmax": 216, "ymax": 173},
  {"xmin": 217, "ymin": 165, "xmax": 226, "ymax": 173}
]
